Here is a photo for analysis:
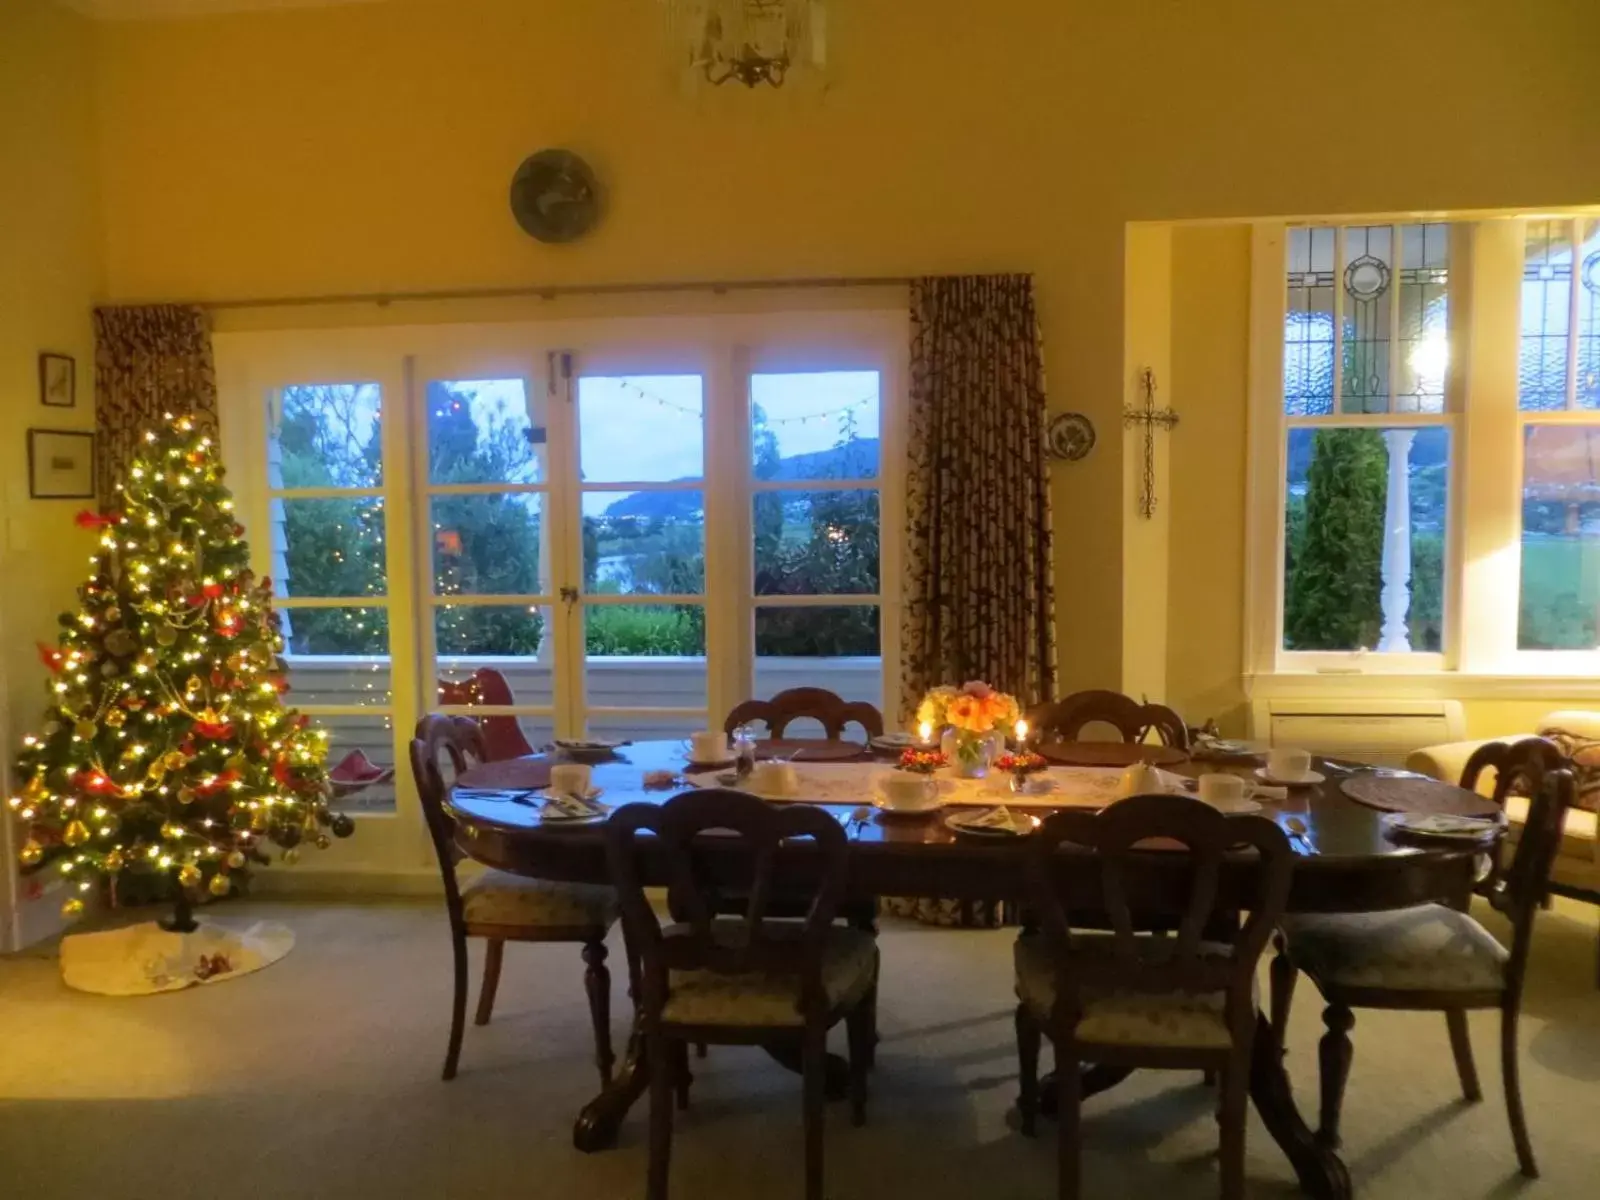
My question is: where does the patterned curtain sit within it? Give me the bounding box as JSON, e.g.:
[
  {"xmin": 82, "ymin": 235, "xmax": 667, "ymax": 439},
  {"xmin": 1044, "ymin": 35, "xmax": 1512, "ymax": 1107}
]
[
  {"xmin": 94, "ymin": 305, "xmax": 218, "ymax": 496},
  {"xmin": 900, "ymin": 275, "xmax": 1057, "ymax": 720}
]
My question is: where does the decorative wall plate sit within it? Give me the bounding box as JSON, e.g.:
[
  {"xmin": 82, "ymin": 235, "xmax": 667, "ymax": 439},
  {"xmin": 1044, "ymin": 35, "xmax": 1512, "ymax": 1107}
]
[
  {"xmin": 510, "ymin": 149, "xmax": 601, "ymax": 244},
  {"xmin": 1046, "ymin": 412, "xmax": 1096, "ymax": 462}
]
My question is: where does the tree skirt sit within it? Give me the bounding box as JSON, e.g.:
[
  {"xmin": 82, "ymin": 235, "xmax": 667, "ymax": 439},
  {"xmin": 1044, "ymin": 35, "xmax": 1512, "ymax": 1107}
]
[{"xmin": 60, "ymin": 919, "xmax": 295, "ymax": 996}]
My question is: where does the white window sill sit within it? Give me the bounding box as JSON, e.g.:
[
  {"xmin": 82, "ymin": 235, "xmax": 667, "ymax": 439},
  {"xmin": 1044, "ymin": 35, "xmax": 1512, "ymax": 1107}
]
[{"xmin": 1246, "ymin": 672, "xmax": 1600, "ymax": 702}]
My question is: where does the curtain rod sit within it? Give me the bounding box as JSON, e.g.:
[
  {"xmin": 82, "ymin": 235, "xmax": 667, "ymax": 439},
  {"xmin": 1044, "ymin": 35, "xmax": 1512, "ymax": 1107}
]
[{"xmin": 192, "ymin": 274, "xmax": 916, "ymax": 313}]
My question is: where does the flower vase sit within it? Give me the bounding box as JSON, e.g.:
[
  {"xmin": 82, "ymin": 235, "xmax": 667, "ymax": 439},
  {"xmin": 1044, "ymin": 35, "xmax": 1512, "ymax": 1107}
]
[{"xmin": 941, "ymin": 728, "xmax": 995, "ymax": 779}]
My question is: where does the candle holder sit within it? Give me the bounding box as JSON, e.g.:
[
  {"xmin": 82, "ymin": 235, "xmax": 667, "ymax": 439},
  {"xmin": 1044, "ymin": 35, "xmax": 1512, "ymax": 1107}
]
[
  {"xmin": 898, "ymin": 747, "xmax": 949, "ymax": 775},
  {"xmin": 995, "ymin": 751, "xmax": 1047, "ymax": 793}
]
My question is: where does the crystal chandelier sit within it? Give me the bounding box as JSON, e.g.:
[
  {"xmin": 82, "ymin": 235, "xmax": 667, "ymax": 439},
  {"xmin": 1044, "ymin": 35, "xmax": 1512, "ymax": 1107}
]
[{"xmin": 662, "ymin": 0, "xmax": 826, "ymax": 88}]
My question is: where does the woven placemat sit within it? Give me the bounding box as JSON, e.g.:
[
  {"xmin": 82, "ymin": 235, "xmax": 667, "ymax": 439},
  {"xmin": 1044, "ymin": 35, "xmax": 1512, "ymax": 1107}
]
[
  {"xmin": 456, "ymin": 756, "xmax": 554, "ymax": 792},
  {"xmin": 1037, "ymin": 741, "xmax": 1188, "ymax": 768},
  {"xmin": 1340, "ymin": 773, "xmax": 1501, "ymax": 819}
]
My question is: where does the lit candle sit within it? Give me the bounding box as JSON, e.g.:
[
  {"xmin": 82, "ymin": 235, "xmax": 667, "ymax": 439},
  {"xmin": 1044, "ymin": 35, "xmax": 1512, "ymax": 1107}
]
[
  {"xmin": 918, "ymin": 720, "xmax": 933, "ymax": 747},
  {"xmin": 1014, "ymin": 718, "xmax": 1030, "ymax": 747}
]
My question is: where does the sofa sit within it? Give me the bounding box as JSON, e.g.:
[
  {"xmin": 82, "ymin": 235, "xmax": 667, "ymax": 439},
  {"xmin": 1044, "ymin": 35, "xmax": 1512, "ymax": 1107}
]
[{"xmin": 1406, "ymin": 710, "xmax": 1600, "ymax": 984}]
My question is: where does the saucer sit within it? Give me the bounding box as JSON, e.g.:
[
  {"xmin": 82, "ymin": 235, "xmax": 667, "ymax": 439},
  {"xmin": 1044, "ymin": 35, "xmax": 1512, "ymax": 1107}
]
[
  {"xmin": 1255, "ymin": 767, "xmax": 1325, "ymax": 788},
  {"xmin": 1201, "ymin": 794, "xmax": 1264, "ymax": 815}
]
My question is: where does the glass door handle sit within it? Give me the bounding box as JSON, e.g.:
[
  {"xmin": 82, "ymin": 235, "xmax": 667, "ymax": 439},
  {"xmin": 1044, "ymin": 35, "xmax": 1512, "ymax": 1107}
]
[{"xmin": 559, "ymin": 586, "xmax": 580, "ymax": 609}]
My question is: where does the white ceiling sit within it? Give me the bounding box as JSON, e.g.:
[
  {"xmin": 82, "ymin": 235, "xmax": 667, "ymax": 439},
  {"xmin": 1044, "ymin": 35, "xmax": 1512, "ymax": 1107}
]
[{"xmin": 62, "ymin": 0, "xmax": 387, "ymax": 18}]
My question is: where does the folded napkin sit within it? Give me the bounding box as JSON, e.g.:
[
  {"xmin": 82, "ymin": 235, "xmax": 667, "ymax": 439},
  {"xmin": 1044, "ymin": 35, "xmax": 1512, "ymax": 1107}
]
[
  {"xmin": 540, "ymin": 792, "xmax": 606, "ymax": 821},
  {"xmin": 1393, "ymin": 812, "xmax": 1495, "ymax": 836},
  {"xmin": 964, "ymin": 805, "xmax": 1030, "ymax": 834}
]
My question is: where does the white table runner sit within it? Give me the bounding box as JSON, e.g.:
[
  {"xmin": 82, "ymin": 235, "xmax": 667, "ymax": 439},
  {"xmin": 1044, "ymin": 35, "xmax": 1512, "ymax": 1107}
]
[{"xmin": 684, "ymin": 762, "xmax": 1191, "ymax": 809}]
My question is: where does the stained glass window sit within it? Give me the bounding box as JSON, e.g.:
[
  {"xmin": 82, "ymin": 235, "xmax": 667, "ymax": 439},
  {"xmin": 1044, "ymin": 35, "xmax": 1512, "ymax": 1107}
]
[
  {"xmin": 1579, "ymin": 219, "xmax": 1600, "ymax": 411},
  {"xmin": 1285, "ymin": 228, "xmax": 1336, "ymax": 416},
  {"xmin": 1341, "ymin": 226, "xmax": 1394, "ymax": 414},
  {"xmin": 1519, "ymin": 220, "xmax": 1573, "ymax": 412},
  {"xmin": 1396, "ymin": 224, "xmax": 1450, "ymax": 413}
]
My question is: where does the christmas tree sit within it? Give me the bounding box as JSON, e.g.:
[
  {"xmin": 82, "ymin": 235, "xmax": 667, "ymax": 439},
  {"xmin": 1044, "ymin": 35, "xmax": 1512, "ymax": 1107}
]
[{"xmin": 9, "ymin": 412, "xmax": 352, "ymax": 931}]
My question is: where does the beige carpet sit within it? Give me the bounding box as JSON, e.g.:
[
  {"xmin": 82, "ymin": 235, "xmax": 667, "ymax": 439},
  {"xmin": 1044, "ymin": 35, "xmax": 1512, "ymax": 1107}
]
[{"xmin": 2, "ymin": 896, "xmax": 1596, "ymax": 1199}]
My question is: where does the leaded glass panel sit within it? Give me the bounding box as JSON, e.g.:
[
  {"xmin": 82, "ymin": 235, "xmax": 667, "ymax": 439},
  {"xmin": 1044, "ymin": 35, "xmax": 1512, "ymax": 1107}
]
[
  {"xmin": 1341, "ymin": 226, "xmax": 1393, "ymax": 414},
  {"xmin": 1285, "ymin": 227, "xmax": 1336, "ymax": 416},
  {"xmin": 1396, "ymin": 224, "xmax": 1450, "ymax": 413},
  {"xmin": 1519, "ymin": 220, "xmax": 1573, "ymax": 412}
]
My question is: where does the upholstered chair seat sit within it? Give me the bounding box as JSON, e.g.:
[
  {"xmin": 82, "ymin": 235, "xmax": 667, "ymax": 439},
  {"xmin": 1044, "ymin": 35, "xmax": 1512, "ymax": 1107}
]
[
  {"xmin": 661, "ymin": 920, "xmax": 879, "ymax": 1027},
  {"xmin": 1277, "ymin": 904, "xmax": 1509, "ymax": 993},
  {"xmin": 1014, "ymin": 933, "xmax": 1241, "ymax": 1050},
  {"xmin": 461, "ymin": 870, "xmax": 619, "ymax": 932}
]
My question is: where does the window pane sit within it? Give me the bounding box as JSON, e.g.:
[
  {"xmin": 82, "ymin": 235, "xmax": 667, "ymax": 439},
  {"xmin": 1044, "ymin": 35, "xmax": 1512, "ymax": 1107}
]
[
  {"xmin": 581, "ymin": 490, "xmax": 704, "ymax": 596},
  {"xmin": 270, "ymin": 384, "xmax": 382, "ymax": 489},
  {"xmin": 1579, "ymin": 219, "xmax": 1600, "ymax": 411},
  {"xmin": 1520, "ymin": 220, "xmax": 1574, "ymax": 412},
  {"xmin": 1519, "ymin": 425, "xmax": 1600, "ymax": 650},
  {"xmin": 1283, "ymin": 426, "xmax": 1449, "ymax": 653},
  {"xmin": 578, "ymin": 375, "xmax": 703, "ymax": 482},
  {"xmin": 435, "ymin": 604, "xmax": 551, "ymax": 660},
  {"xmin": 1285, "ymin": 227, "xmax": 1336, "ymax": 416},
  {"xmin": 584, "ymin": 604, "xmax": 707, "ymax": 726},
  {"xmin": 275, "ymin": 497, "xmax": 386, "ymax": 599},
  {"xmin": 1396, "ymin": 224, "xmax": 1450, "ymax": 413},
  {"xmin": 430, "ymin": 494, "xmax": 545, "ymax": 597},
  {"xmin": 752, "ymin": 371, "xmax": 880, "ymax": 480},
  {"xmin": 1341, "ymin": 226, "xmax": 1394, "ymax": 414},
  {"xmin": 427, "ymin": 378, "xmax": 543, "ymax": 484},
  {"xmin": 755, "ymin": 605, "xmax": 881, "ymax": 659},
  {"xmin": 319, "ymin": 714, "xmax": 397, "ymax": 814},
  {"xmin": 281, "ymin": 607, "xmax": 391, "ymax": 705},
  {"xmin": 753, "ymin": 490, "xmax": 880, "ymax": 595}
]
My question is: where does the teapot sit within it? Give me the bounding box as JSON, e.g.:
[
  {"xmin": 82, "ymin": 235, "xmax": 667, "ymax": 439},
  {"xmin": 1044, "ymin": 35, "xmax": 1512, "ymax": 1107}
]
[{"xmin": 1117, "ymin": 761, "xmax": 1166, "ymax": 798}]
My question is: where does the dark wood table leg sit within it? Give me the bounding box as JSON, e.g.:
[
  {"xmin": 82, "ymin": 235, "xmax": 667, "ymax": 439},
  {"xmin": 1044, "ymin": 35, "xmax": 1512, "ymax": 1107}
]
[
  {"xmin": 1031, "ymin": 1064, "xmax": 1137, "ymax": 1117},
  {"xmin": 1249, "ymin": 1011, "xmax": 1351, "ymax": 1200},
  {"xmin": 574, "ymin": 1026, "xmax": 650, "ymax": 1152}
]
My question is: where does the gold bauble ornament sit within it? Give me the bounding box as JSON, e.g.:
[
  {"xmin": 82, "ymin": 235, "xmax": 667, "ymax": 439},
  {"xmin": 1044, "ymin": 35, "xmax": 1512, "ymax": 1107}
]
[
  {"xmin": 62, "ymin": 820, "xmax": 90, "ymax": 847},
  {"xmin": 73, "ymin": 720, "xmax": 97, "ymax": 740},
  {"xmin": 185, "ymin": 676, "xmax": 204, "ymax": 695},
  {"xmin": 176, "ymin": 787, "xmax": 196, "ymax": 806},
  {"xmin": 226, "ymin": 850, "xmax": 246, "ymax": 869},
  {"xmin": 105, "ymin": 849, "xmax": 125, "ymax": 871},
  {"xmin": 61, "ymin": 897, "xmax": 85, "ymax": 919},
  {"xmin": 19, "ymin": 839, "xmax": 44, "ymax": 866},
  {"xmin": 104, "ymin": 606, "xmax": 122, "ymax": 624},
  {"xmin": 154, "ymin": 626, "xmax": 177, "ymax": 647},
  {"xmin": 105, "ymin": 709, "xmax": 127, "ymax": 729},
  {"xmin": 104, "ymin": 629, "xmax": 138, "ymax": 657},
  {"xmin": 208, "ymin": 872, "xmax": 231, "ymax": 896},
  {"xmin": 314, "ymin": 833, "xmax": 331, "ymax": 851},
  {"xmin": 161, "ymin": 750, "xmax": 188, "ymax": 772},
  {"xmin": 178, "ymin": 863, "xmax": 202, "ymax": 888}
]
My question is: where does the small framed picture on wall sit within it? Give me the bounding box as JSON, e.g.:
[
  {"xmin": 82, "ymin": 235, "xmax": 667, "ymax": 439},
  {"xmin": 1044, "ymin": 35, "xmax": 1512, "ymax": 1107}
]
[
  {"xmin": 39, "ymin": 353, "xmax": 75, "ymax": 407},
  {"xmin": 28, "ymin": 429, "xmax": 96, "ymax": 499}
]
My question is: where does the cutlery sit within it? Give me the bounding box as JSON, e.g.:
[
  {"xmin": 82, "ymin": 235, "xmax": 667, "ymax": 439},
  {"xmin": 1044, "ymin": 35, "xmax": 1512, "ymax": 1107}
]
[{"xmin": 1284, "ymin": 816, "xmax": 1316, "ymax": 853}]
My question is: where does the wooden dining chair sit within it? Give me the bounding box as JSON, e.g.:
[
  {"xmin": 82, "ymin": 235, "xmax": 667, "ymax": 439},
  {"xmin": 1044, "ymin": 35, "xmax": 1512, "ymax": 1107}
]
[
  {"xmin": 606, "ymin": 789, "xmax": 878, "ymax": 1200},
  {"xmin": 1014, "ymin": 794, "xmax": 1293, "ymax": 1200},
  {"xmin": 723, "ymin": 686, "xmax": 885, "ymax": 741},
  {"xmin": 1026, "ymin": 689, "xmax": 1190, "ymax": 751},
  {"xmin": 409, "ymin": 714, "xmax": 621, "ymax": 1083},
  {"xmin": 1457, "ymin": 736, "xmax": 1567, "ymax": 898},
  {"xmin": 1268, "ymin": 743, "xmax": 1575, "ymax": 1179},
  {"xmin": 436, "ymin": 667, "xmax": 536, "ymax": 761}
]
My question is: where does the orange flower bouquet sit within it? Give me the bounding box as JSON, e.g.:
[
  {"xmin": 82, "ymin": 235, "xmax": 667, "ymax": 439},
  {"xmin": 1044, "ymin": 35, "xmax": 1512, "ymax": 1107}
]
[{"xmin": 916, "ymin": 681, "xmax": 1021, "ymax": 776}]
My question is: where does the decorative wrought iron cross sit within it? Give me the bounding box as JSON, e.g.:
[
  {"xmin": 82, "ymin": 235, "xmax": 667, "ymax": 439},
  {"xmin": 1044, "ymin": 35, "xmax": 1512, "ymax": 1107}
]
[{"xmin": 1123, "ymin": 368, "xmax": 1178, "ymax": 519}]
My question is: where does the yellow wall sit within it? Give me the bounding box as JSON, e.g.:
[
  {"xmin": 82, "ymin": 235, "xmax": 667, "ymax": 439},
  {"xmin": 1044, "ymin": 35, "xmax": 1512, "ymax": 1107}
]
[
  {"xmin": 1166, "ymin": 224, "xmax": 1253, "ymax": 733},
  {"xmin": 0, "ymin": 0, "xmax": 104, "ymax": 945},
  {"xmin": 85, "ymin": 0, "xmax": 1600, "ymax": 700}
]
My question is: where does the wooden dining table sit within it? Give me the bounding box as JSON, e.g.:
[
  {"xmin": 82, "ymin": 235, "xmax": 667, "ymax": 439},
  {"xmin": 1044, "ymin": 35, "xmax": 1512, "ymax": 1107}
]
[{"xmin": 447, "ymin": 739, "xmax": 1499, "ymax": 1200}]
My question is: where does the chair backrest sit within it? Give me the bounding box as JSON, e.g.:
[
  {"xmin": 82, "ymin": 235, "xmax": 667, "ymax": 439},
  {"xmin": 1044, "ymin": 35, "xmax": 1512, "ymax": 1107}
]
[
  {"xmin": 1023, "ymin": 794, "xmax": 1293, "ymax": 1041},
  {"xmin": 437, "ymin": 668, "xmax": 535, "ymax": 761},
  {"xmin": 1459, "ymin": 735, "xmax": 1566, "ymax": 807},
  {"xmin": 1483, "ymin": 754, "xmax": 1576, "ymax": 995},
  {"xmin": 1026, "ymin": 689, "xmax": 1190, "ymax": 750},
  {"xmin": 723, "ymin": 687, "xmax": 884, "ymax": 740},
  {"xmin": 408, "ymin": 714, "xmax": 488, "ymax": 910},
  {"xmin": 606, "ymin": 788, "xmax": 850, "ymax": 1024}
]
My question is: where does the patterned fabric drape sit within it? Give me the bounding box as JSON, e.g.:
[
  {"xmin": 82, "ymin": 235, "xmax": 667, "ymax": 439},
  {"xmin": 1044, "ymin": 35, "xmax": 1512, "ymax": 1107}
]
[
  {"xmin": 900, "ymin": 274, "xmax": 1057, "ymax": 720},
  {"xmin": 94, "ymin": 305, "xmax": 218, "ymax": 496}
]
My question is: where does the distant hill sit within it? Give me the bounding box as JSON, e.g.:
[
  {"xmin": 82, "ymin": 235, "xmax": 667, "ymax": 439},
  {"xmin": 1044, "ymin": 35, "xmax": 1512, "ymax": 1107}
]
[{"xmin": 602, "ymin": 439, "xmax": 879, "ymax": 519}]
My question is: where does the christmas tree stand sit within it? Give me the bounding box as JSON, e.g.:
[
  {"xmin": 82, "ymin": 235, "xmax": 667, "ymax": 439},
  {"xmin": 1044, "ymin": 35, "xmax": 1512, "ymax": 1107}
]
[{"xmin": 60, "ymin": 915, "xmax": 294, "ymax": 997}]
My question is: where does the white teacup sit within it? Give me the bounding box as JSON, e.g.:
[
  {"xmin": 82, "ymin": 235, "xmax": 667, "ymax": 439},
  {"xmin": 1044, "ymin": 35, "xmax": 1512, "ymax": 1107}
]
[
  {"xmin": 879, "ymin": 773, "xmax": 941, "ymax": 813},
  {"xmin": 689, "ymin": 730, "xmax": 731, "ymax": 764},
  {"xmin": 750, "ymin": 761, "xmax": 800, "ymax": 797},
  {"xmin": 549, "ymin": 763, "xmax": 593, "ymax": 798},
  {"xmin": 1198, "ymin": 773, "xmax": 1249, "ymax": 807},
  {"xmin": 1268, "ymin": 747, "xmax": 1313, "ymax": 781}
]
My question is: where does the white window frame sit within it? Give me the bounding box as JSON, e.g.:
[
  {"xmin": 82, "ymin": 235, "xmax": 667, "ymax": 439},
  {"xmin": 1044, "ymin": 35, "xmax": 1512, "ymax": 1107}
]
[
  {"xmin": 1246, "ymin": 215, "xmax": 1600, "ymax": 689},
  {"xmin": 216, "ymin": 307, "xmax": 907, "ymax": 871}
]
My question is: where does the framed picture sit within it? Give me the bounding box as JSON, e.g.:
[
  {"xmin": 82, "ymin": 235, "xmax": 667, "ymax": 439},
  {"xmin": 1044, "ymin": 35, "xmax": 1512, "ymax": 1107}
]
[
  {"xmin": 28, "ymin": 429, "xmax": 96, "ymax": 499},
  {"xmin": 39, "ymin": 353, "xmax": 75, "ymax": 408}
]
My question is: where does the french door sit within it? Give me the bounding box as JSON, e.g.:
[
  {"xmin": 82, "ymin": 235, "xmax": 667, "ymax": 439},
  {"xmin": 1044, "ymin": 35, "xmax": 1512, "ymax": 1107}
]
[{"xmin": 218, "ymin": 311, "xmax": 906, "ymax": 875}]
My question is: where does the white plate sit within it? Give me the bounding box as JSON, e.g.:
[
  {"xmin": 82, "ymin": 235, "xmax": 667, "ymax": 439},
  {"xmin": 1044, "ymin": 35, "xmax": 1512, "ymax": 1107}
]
[
  {"xmin": 1255, "ymin": 767, "xmax": 1325, "ymax": 788},
  {"xmin": 944, "ymin": 809, "xmax": 1036, "ymax": 838},
  {"xmin": 1201, "ymin": 795, "xmax": 1264, "ymax": 815},
  {"xmin": 871, "ymin": 733, "xmax": 918, "ymax": 749},
  {"xmin": 1384, "ymin": 812, "xmax": 1498, "ymax": 841}
]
